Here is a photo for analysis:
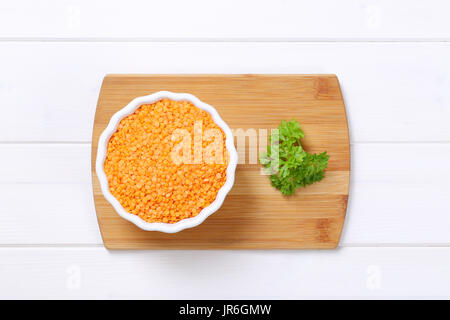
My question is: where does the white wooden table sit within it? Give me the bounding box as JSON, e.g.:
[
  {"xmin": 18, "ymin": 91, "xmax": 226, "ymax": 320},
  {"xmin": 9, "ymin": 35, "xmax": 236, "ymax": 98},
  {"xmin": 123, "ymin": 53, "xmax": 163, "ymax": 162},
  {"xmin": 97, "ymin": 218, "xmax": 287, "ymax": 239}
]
[{"xmin": 1, "ymin": 0, "xmax": 449, "ymax": 299}]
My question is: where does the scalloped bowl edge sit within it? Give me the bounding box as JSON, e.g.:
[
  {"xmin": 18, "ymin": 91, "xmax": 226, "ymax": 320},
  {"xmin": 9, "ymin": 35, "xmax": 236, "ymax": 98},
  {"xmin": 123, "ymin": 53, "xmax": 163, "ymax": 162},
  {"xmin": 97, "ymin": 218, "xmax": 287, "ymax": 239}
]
[{"xmin": 95, "ymin": 91, "xmax": 238, "ymax": 233}]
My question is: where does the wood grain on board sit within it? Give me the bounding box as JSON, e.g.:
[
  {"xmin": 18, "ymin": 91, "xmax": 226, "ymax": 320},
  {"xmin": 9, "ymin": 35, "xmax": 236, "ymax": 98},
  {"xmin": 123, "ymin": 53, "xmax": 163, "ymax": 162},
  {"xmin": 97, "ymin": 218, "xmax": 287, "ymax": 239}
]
[{"xmin": 92, "ymin": 75, "xmax": 350, "ymax": 249}]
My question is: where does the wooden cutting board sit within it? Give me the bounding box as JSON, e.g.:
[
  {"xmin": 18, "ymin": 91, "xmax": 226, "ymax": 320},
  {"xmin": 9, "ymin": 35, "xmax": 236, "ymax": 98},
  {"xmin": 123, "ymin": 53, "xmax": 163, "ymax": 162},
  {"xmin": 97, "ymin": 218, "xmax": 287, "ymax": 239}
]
[{"xmin": 92, "ymin": 74, "xmax": 350, "ymax": 249}]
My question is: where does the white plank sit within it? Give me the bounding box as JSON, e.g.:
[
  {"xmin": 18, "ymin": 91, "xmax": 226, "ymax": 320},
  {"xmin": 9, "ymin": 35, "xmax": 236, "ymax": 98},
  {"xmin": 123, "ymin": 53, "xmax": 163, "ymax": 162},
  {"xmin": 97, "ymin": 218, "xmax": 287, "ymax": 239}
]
[
  {"xmin": 0, "ymin": 144, "xmax": 90, "ymax": 184},
  {"xmin": 0, "ymin": 144, "xmax": 100, "ymax": 244},
  {"xmin": 0, "ymin": 1, "xmax": 449, "ymax": 39},
  {"xmin": 343, "ymin": 143, "xmax": 450, "ymax": 244},
  {"xmin": 0, "ymin": 183, "xmax": 101, "ymax": 244},
  {"xmin": 0, "ymin": 247, "xmax": 449, "ymax": 299},
  {"xmin": 0, "ymin": 143, "xmax": 449, "ymax": 245},
  {"xmin": 0, "ymin": 42, "xmax": 449, "ymax": 142}
]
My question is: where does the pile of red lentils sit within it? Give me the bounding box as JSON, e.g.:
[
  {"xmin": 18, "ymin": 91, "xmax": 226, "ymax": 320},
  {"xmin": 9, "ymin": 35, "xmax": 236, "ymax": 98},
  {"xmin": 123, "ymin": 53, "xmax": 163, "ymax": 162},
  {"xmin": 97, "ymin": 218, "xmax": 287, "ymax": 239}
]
[{"xmin": 104, "ymin": 99, "xmax": 228, "ymax": 224}]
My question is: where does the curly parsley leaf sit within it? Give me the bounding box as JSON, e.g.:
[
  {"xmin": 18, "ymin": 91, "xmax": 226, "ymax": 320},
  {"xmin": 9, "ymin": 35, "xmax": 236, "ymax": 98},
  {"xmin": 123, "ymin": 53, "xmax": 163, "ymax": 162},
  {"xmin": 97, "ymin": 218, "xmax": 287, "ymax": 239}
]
[{"xmin": 260, "ymin": 119, "xmax": 329, "ymax": 196}]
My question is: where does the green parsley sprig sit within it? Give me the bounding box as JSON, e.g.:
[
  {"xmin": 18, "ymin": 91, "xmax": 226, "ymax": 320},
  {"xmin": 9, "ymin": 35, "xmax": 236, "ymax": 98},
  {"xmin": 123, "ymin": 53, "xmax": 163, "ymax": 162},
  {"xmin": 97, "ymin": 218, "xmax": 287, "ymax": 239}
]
[{"xmin": 259, "ymin": 119, "xmax": 329, "ymax": 196}]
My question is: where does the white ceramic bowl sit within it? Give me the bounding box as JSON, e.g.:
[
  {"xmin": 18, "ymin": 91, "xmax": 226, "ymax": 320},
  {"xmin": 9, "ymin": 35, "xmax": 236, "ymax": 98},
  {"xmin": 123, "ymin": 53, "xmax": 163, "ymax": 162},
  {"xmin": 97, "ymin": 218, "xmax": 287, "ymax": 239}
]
[{"xmin": 96, "ymin": 91, "xmax": 238, "ymax": 233}]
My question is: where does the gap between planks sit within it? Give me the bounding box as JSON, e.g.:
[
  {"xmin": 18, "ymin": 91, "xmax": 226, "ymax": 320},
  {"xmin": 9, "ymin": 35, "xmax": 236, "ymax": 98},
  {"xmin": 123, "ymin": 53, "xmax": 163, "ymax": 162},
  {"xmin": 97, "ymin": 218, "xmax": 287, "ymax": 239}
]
[
  {"xmin": 0, "ymin": 244, "xmax": 449, "ymax": 248},
  {"xmin": 0, "ymin": 38, "xmax": 450, "ymax": 43}
]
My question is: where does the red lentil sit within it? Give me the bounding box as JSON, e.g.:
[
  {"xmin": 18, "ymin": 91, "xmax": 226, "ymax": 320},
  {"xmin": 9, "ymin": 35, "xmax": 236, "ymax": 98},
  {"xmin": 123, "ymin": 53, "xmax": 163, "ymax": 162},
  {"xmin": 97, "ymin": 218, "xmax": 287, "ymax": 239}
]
[{"xmin": 104, "ymin": 99, "xmax": 228, "ymax": 224}]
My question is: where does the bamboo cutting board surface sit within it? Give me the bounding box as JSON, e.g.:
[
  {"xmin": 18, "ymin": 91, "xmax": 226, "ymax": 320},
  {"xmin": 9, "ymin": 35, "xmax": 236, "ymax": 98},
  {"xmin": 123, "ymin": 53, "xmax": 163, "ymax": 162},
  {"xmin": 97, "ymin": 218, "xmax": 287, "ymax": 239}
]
[{"xmin": 92, "ymin": 75, "xmax": 350, "ymax": 249}]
